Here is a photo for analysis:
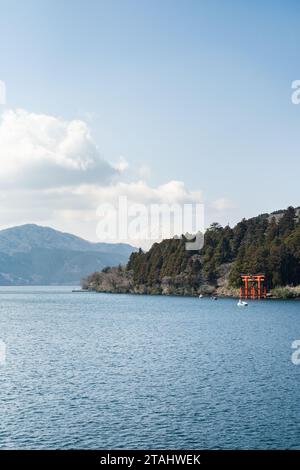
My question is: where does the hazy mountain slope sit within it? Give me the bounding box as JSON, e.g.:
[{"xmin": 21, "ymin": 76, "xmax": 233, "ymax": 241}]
[
  {"xmin": 0, "ymin": 225, "xmax": 136, "ymax": 285},
  {"xmin": 0, "ymin": 224, "xmax": 133, "ymax": 256}
]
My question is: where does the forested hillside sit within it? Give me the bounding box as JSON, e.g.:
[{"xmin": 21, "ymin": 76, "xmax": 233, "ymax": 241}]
[{"xmin": 84, "ymin": 206, "xmax": 300, "ymax": 297}]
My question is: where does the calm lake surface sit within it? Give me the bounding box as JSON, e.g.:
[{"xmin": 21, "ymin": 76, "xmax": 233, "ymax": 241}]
[{"xmin": 0, "ymin": 286, "xmax": 299, "ymax": 449}]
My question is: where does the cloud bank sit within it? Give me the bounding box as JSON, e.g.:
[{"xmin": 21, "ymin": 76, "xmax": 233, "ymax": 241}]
[
  {"xmin": 0, "ymin": 109, "xmax": 117, "ymax": 188},
  {"xmin": 0, "ymin": 108, "xmax": 233, "ymax": 244}
]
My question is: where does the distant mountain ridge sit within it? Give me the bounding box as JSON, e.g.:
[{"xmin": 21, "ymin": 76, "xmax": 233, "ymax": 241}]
[{"xmin": 0, "ymin": 224, "xmax": 136, "ymax": 285}]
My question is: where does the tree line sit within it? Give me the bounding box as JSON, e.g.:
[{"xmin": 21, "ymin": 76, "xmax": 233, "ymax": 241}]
[{"xmin": 127, "ymin": 206, "xmax": 300, "ymax": 290}]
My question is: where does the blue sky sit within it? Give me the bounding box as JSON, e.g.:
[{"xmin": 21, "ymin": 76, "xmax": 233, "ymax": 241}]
[{"xmin": 0, "ymin": 0, "xmax": 299, "ymax": 241}]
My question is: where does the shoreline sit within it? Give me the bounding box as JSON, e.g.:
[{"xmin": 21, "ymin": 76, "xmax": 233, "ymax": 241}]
[{"xmin": 84, "ymin": 288, "xmax": 300, "ymax": 300}]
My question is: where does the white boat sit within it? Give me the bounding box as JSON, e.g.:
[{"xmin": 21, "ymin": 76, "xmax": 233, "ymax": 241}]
[
  {"xmin": 237, "ymin": 300, "xmax": 248, "ymax": 307},
  {"xmin": 199, "ymin": 294, "xmax": 203, "ymax": 298}
]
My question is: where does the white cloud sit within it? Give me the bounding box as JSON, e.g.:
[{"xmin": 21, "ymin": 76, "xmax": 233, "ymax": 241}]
[
  {"xmin": 0, "ymin": 180, "xmax": 204, "ymax": 245},
  {"xmin": 0, "ymin": 108, "xmax": 228, "ymax": 246},
  {"xmin": 114, "ymin": 156, "xmax": 129, "ymax": 173},
  {"xmin": 211, "ymin": 197, "xmax": 234, "ymax": 211},
  {"xmin": 0, "ymin": 109, "xmax": 116, "ymax": 188},
  {"xmin": 77, "ymin": 180, "xmax": 203, "ymax": 205}
]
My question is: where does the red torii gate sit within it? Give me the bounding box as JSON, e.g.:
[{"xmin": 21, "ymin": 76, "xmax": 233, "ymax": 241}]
[{"xmin": 240, "ymin": 274, "xmax": 267, "ymax": 300}]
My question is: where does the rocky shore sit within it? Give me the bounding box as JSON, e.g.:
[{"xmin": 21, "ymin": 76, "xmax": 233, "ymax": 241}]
[
  {"xmin": 82, "ymin": 206, "xmax": 300, "ymax": 300},
  {"xmin": 82, "ymin": 266, "xmax": 300, "ymax": 299}
]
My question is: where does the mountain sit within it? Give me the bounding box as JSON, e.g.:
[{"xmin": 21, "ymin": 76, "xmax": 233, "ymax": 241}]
[
  {"xmin": 0, "ymin": 224, "xmax": 136, "ymax": 285},
  {"xmin": 83, "ymin": 206, "xmax": 300, "ymax": 299}
]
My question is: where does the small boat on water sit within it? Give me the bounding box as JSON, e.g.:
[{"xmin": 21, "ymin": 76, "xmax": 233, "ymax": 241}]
[
  {"xmin": 199, "ymin": 294, "xmax": 203, "ymax": 298},
  {"xmin": 237, "ymin": 300, "xmax": 248, "ymax": 307}
]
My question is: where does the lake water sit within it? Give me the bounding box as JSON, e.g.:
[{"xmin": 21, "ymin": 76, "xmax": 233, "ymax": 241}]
[{"xmin": 0, "ymin": 286, "xmax": 299, "ymax": 449}]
